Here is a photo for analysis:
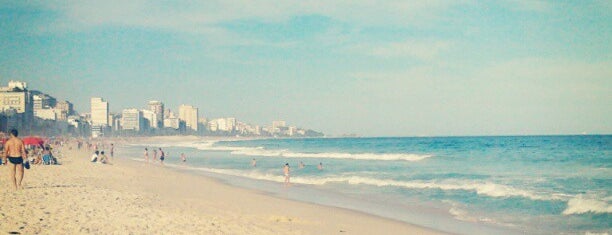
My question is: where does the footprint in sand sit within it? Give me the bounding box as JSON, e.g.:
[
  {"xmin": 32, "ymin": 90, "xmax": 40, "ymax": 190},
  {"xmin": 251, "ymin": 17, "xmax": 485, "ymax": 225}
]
[{"xmin": 268, "ymin": 215, "xmax": 294, "ymax": 223}]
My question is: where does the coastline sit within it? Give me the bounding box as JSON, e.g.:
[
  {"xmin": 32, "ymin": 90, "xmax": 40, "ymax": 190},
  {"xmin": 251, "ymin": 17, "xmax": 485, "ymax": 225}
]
[{"xmin": 0, "ymin": 142, "xmax": 447, "ymax": 234}]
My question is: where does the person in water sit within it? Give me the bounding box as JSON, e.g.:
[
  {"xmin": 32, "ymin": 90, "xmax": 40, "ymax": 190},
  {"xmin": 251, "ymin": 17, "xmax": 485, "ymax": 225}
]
[
  {"xmin": 159, "ymin": 148, "xmax": 165, "ymax": 165},
  {"xmin": 318, "ymin": 162, "xmax": 323, "ymax": 170},
  {"xmin": 3, "ymin": 129, "xmax": 27, "ymax": 190},
  {"xmin": 251, "ymin": 158, "xmax": 257, "ymax": 167},
  {"xmin": 283, "ymin": 163, "xmax": 291, "ymax": 186},
  {"xmin": 180, "ymin": 153, "xmax": 186, "ymax": 163}
]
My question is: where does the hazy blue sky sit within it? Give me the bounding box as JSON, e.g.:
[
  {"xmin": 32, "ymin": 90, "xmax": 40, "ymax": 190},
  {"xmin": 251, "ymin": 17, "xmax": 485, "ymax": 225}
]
[{"xmin": 1, "ymin": 1, "xmax": 610, "ymax": 136}]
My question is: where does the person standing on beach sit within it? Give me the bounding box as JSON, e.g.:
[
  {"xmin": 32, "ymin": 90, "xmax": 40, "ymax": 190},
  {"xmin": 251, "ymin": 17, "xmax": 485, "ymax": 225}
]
[
  {"xmin": 159, "ymin": 148, "xmax": 165, "ymax": 165},
  {"xmin": 144, "ymin": 148, "xmax": 149, "ymax": 163},
  {"xmin": 3, "ymin": 129, "xmax": 27, "ymax": 190},
  {"xmin": 283, "ymin": 163, "xmax": 291, "ymax": 186},
  {"xmin": 110, "ymin": 143, "xmax": 114, "ymax": 159}
]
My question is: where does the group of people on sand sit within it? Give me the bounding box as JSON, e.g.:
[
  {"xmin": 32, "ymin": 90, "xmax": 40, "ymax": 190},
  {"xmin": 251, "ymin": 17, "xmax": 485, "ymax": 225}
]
[
  {"xmin": 250, "ymin": 158, "xmax": 324, "ymax": 186},
  {"xmin": 1, "ymin": 129, "xmax": 68, "ymax": 190},
  {"xmin": 90, "ymin": 150, "xmax": 111, "ymax": 164},
  {"xmin": 89, "ymin": 142, "xmax": 114, "ymax": 164}
]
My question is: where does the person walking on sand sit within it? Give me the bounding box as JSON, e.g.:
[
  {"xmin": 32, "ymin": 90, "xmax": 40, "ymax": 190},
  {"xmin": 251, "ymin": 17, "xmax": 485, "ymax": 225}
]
[
  {"xmin": 159, "ymin": 148, "xmax": 165, "ymax": 165},
  {"xmin": 283, "ymin": 163, "xmax": 291, "ymax": 186},
  {"xmin": 144, "ymin": 148, "xmax": 149, "ymax": 163},
  {"xmin": 3, "ymin": 129, "xmax": 27, "ymax": 190}
]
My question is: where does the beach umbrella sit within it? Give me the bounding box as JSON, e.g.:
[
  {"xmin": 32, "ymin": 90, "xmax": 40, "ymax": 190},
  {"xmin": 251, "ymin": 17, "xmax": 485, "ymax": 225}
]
[{"xmin": 22, "ymin": 136, "xmax": 45, "ymax": 146}]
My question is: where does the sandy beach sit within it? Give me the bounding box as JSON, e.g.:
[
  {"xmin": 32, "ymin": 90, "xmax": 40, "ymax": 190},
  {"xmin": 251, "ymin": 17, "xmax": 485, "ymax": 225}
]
[{"xmin": 0, "ymin": 142, "xmax": 446, "ymax": 234}]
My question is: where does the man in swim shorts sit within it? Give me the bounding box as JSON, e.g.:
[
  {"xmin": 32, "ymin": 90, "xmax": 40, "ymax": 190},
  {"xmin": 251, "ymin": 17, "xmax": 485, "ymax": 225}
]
[
  {"xmin": 159, "ymin": 148, "xmax": 165, "ymax": 165},
  {"xmin": 2, "ymin": 129, "xmax": 27, "ymax": 190}
]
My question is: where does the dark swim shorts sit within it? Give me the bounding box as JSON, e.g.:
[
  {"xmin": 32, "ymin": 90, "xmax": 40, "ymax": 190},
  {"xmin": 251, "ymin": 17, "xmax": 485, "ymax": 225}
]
[
  {"xmin": 160, "ymin": 156, "xmax": 165, "ymax": 161},
  {"xmin": 8, "ymin": 157, "xmax": 23, "ymax": 165}
]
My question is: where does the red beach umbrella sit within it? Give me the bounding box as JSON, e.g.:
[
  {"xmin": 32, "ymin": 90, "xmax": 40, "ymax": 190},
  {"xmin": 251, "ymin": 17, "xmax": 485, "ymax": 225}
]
[{"xmin": 22, "ymin": 136, "xmax": 45, "ymax": 146}]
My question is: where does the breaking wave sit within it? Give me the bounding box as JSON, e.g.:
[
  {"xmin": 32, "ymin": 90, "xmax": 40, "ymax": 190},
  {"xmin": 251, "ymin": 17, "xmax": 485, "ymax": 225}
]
[
  {"xmin": 189, "ymin": 166, "xmax": 559, "ymax": 201},
  {"xmin": 562, "ymin": 195, "xmax": 612, "ymax": 215},
  {"xmin": 161, "ymin": 141, "xmax": 432, "ymax": 162}
]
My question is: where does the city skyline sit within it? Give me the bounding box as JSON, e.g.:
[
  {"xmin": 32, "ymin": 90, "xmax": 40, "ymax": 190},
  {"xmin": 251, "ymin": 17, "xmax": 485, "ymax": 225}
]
[{"xmin": 1, "ymin": 1, "xmax": 611, "ymax": 136}]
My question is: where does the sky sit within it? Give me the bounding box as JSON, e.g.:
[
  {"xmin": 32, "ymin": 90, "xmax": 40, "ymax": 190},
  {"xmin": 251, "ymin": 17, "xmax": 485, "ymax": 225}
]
[{"xmin": 0, "ymin": 0, "xmax": 611, "ymax": 136}]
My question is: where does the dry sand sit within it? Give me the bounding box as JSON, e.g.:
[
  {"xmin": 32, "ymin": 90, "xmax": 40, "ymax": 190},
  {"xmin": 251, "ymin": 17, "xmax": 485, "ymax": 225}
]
[{"xmin": 0, "ymin": 145, "xmax": 447, "ymax": 234}]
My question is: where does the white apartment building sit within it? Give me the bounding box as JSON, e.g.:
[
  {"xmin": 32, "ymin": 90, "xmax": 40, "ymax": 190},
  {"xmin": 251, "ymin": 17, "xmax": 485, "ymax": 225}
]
[
  {"xmin": 272, "ymin": 120, "xmax": 286, "ymax": 132},
  {"xmin": 148, "ymin": 100, "xmax": 164, "ymax": 128},
  {"xmin": 178, "ymin": 104, "xmax": 198, "ymax": 131},
  {"xmin": 34, "ymin": 109, "xmax": 56, "ymax": 120},
  {"xmin": 90, "ymin": 97, "xmax": 109, "ymax": 127},
  {"xmin": 141, "ymin": 109, "xmax": 158, "ymax": 129},
  {"xmin": 163, "ymin": 117, "xmax": 180, "ymax": 129},
  {"xmin": 121, "ymin": 108, "xmax": 142, "ymax": 131}
]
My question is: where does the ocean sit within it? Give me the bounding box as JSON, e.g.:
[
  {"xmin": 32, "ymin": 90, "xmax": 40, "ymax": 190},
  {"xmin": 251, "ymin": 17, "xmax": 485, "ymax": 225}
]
[{"xmin": 120, "ymin": 136, "xmax": 611, "ymax": 235}]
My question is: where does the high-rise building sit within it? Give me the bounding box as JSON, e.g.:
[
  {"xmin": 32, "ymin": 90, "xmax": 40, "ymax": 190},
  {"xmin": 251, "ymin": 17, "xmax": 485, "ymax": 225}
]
[
  {"xmin": 121, "ymin": 109, "xmax": 142, "ymax": 131},
  {"xmin": 164, "ymin": 109, "xmax": 172, "ymax": 119},
  {"xmin": 0, "ymin": 81, "xmax": 33, "ymax": 129},
  {"xmin": 207, "ymin": 120, "xmax": 218, "ymax": 132},
  {"xmin": 32, "ymin": 93, "xmax": 56, "ymax": 111},
  {"xmin": 215, "ymin": 117, "xmax": 236, "ymax": 132},
  {"xmin": 272, "ymin": 120, "xmax": 286, "ymax": 133},
  {"xmin": 90, "ymin": 97, "xmax": 109, "ymax": 127},
  {"xmin": 141, "ymin": 109, "xmax": 158, "ymax": 129},
  {"xmin": 272, "ymin": 120, "xmax": 286, "ymax": 129},
  {"xmin": 163, "ymin": 117, "xmax": 180, "ymax": 129},
  {"xmin": 55, "ymin": 100, "xmax": 74, "ymax": 120},
  {"xmin": 178, "ymin": 104, "xmax": 198, "ymax": 131},
  {"xmin": 148, "ymin": 101, "xmax": 164, "ymax": 128}
]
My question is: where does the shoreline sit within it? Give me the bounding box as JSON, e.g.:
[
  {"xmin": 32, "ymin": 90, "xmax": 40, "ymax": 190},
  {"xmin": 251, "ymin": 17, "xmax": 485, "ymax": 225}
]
[{"xmin": 0, "ymin": 143, "xmax": 448, "ymax": 234}]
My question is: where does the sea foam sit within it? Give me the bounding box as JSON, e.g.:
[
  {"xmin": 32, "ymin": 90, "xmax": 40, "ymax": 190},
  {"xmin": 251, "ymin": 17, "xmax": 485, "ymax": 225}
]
[
  {"xmin": 170, "ymin": 141, "xmax": 432, "ymax": 162},
  {"xmin": 562, "ymin": 195, "xmax": 612, "ymax": 215},
  {"xmin": 188, "ymin": 166, "xmax": 558, "ymax": 201}
]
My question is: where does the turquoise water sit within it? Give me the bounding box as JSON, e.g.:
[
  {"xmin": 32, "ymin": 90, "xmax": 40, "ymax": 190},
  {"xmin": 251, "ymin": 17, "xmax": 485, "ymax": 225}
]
[{"xmin": 122, "ymin": 136, "xmax": 611, "ymax": 234}]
